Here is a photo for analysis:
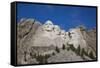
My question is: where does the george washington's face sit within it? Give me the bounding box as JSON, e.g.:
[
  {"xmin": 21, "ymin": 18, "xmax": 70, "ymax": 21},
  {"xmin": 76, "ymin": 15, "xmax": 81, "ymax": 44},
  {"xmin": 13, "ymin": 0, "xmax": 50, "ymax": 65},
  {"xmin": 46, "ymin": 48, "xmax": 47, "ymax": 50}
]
[{"xmin": 43, "ymin": 20, "xmax": 54, "ymax": 31}]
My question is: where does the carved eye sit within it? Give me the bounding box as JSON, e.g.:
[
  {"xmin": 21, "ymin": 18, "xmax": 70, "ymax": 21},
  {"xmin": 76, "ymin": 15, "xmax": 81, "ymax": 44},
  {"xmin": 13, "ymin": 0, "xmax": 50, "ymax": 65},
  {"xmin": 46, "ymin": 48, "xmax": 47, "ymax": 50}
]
[
  {"xmin": 46, "ymin": 25, "xmax": 49, "ymax": 28},
  {"xmin": 62, "ymin": 33, "xmax": 64, "ymax": 35},
  {"xmin": 49, "ymin": 23, "xmax": 52, "ymax": 25},
  {"xmin": 71, "ymin": 32, "xmax": 74, "ymax": 34}
]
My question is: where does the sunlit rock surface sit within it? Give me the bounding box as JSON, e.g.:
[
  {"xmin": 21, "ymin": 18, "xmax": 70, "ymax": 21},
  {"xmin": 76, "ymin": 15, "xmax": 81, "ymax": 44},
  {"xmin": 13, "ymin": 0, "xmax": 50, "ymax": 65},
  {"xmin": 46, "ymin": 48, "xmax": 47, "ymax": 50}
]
[{"xmin": 17, "ymin": 18, "xmax": 97, "ymax": 64}]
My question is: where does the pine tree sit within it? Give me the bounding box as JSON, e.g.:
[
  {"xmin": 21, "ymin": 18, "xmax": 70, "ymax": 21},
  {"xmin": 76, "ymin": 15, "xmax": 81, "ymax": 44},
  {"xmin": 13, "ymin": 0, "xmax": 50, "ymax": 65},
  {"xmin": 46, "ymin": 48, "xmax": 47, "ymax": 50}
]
[
  {"xmin": 52, "ymin": 52, "xmax": 55, "ymax": 55},
  {"xmin": 70, "ymin": 44, "xmax": 75, "ymax": 51},
  {"xmin": 62, "ymin": 44, "xmax": 66, "ymax": 50},
  {"xmin": 79, "ymin": 25, "xmax": 86, "ymax": 31},
  {"xmin": 24, "ymin": 51, "xmax": 27, "ymax": 62},
  {"xmin": 55, "ymin": 46, "xmax": 60, "ymax": 53},
  {"xmin": 80, "ymin": 48, "xmax": 85, "ymax": 57},
  {"xmin": 76, "ymin": 45, "xmax": 81, "ymax": 55},
  {"xmin": 89, "ymin": 51, "xmax": 95, "ymax": 59}
]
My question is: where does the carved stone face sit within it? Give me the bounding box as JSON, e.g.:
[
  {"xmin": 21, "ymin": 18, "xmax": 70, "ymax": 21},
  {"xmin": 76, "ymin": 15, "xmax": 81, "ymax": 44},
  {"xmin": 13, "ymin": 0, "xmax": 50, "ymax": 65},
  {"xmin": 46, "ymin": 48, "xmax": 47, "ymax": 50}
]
[
  {"xmin": 68, "ymin": 28, "xmax": 87, "ymax": 49},
  {"xmin": 60, "ymin": 30, "xmax": 65, "ymax": 36},
  {"xmin": 60, "ymin": 30, "xmax": 66, "ymax": 40},
  {"xmin": 53, "ymin": 25, "xmax": 60, "ymax": 35},
  {"xmin": 64, "ymin": 32, "xmax": 70, "ymax": 40},
  {"xmin": 43, "ymin": 20, "xmax": 54, "ymax": 31}
]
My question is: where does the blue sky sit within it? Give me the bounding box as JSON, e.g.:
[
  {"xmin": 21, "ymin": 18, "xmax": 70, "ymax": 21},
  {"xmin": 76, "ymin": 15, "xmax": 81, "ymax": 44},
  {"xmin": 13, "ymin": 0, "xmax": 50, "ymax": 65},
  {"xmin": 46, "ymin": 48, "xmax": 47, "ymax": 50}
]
[{"xmin": 17, "ymin": 3, "xmax": 97, "ymax": 31}]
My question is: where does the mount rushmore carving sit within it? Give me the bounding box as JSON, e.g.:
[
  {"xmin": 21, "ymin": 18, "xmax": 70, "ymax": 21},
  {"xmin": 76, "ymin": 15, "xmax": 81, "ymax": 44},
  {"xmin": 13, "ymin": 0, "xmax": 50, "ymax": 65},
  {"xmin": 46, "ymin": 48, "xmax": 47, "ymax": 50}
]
[{"xmin": 17, "ymin": 18, "xmax": 96, "ymax": 64}]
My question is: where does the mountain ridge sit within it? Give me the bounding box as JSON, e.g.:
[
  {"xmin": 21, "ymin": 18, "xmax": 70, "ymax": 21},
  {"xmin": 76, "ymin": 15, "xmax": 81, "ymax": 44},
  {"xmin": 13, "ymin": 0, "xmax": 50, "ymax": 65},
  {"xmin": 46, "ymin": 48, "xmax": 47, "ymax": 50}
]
[{"xmin": 17, "ymin": 18, "xmax": 96, "ymax": 64}]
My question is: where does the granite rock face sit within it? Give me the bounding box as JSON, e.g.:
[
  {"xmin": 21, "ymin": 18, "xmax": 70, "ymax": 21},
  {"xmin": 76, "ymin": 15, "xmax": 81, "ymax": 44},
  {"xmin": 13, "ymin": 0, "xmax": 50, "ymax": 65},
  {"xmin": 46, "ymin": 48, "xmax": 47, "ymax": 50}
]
[
  {"xmin": 17, "ymin": 18, "xmax": 97, "ymax": 64},
  {"xmin": 17, "ymin": 19, "xmax": 42, "ymax": 64}
]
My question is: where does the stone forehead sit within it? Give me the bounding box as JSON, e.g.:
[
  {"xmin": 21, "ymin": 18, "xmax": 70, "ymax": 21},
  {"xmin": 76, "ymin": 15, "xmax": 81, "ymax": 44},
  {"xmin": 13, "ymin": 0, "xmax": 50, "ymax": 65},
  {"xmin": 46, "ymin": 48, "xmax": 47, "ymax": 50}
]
[{"xmin": 45, "ymin": 20, "xmax": 53, "ymax": 25}]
